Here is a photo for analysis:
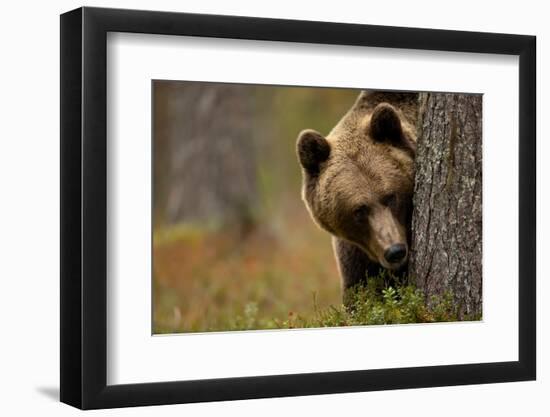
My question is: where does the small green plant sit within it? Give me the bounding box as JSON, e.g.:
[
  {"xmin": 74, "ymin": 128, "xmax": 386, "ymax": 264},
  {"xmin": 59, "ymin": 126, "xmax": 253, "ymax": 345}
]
[
  {"xmin": 227, "ymin": 272, "xmax": 472, "ymax": 331},
  {"xmin": 156, "ymin": 269, "xmax": 479, "ymax": 333},
  {"xmin": 322, "ymin": 277, "xmax": 469, "ymax": 327}
]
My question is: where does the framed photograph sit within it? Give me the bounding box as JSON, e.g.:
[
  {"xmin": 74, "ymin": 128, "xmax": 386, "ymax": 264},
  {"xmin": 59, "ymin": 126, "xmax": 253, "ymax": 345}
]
[{"xmin": 60, "ymin": 6, "xmax": 536, "ymax": 409}]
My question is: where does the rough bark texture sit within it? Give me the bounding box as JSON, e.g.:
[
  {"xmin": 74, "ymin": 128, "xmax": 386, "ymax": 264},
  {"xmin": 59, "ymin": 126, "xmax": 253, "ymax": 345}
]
[
  {"xmin": 409, "ymin": 93, "xmax": 482, "ymax": 319},
  {"xmin": 153, "ymin": 81, "xmax": 257, "ymax": 232}
]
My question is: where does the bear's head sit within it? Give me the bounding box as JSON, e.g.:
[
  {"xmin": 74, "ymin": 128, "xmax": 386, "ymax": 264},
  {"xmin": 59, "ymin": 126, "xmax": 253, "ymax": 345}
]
[{"xmin": 296, "ymin": 91, "xmax": 418, "ymax": 271}]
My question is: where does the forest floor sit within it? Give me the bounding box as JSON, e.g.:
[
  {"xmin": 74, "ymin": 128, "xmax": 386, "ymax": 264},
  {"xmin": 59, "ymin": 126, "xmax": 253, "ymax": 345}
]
[
  {"xmin": 153, "ymin": 215, "xmax": 473, "ymax": 334},
  {"xmin": 153, "ymin": 210, "xmax": 342, "ymax": 333}
]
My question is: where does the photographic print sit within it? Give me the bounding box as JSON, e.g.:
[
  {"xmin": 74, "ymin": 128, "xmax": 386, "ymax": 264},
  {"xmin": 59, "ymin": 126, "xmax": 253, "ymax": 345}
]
[
  {"xmin": 152, "ymin": 81, "xmax": 482, "ymax": 334},
  {"xmin": 61, "ymin": 8, "xmax": 535, "ymax": 407}
]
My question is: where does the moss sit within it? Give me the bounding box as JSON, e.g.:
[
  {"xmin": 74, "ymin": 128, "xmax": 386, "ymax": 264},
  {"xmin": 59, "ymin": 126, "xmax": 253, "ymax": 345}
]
[{"xmin": 213, "ymin": 271, "xmax": 480, "ymax": 332}]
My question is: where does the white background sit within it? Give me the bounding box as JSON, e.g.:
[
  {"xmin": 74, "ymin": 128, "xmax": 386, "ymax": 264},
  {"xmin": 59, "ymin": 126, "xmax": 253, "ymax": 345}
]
[
  {"xmin": 108, "ymin": 34, "xmax": 518, "ymax": 384},
  {"xmin": 0, "ymin": 0, "xmax": 546, "ymax": 416}
]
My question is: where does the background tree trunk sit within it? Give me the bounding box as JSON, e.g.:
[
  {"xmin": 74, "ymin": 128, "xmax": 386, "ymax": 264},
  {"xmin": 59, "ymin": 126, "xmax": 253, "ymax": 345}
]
[
  {"xmin": 409, "ymin": 93, "xmax": 483, "ymax": 319},
  {"xmin": 153, "ymin": 81, "xmax": 258, "ymax": 233}
]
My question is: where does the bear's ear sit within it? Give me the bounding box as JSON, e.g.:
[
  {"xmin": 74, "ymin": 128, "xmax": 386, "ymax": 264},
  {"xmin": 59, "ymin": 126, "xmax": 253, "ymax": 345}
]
[
  {"xmin": 296, "ymin": 129, "xmax": 331, "ymax": 175},
  {"xmin": 369, "ymin": 103, "xmax": 403, "ymax": 143}
]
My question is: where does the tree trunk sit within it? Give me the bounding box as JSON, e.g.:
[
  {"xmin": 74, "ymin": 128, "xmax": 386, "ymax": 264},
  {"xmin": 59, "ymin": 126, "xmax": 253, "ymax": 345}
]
[
  {"xmin": 153, "ymin": 81, "xmax": 257, "ymax": 233},
  {"xmin": 409, "ymin": 93, "xmax": 483, "ymax": 319}
]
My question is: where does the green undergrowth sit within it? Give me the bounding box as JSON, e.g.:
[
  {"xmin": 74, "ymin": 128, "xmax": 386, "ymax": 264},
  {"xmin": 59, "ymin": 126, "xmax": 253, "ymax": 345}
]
[{"xmin": 156, "ymin": 272, "xmax": 480, "ymax": 334}]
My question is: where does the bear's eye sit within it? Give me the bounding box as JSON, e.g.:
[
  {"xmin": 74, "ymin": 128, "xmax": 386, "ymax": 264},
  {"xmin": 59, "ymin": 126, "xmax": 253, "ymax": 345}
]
[
  {"xmin": 381, "ymin": 194, "xmax": 397, "ymax": 207},
  {"xmin": 353, "ymin": 205, "xmax": 370, "ymax": 221}
]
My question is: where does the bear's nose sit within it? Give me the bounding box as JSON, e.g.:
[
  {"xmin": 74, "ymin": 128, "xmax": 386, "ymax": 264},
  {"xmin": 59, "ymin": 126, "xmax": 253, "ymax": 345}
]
[{"xmin": 384, "ymin": 244, "xmax": 407, "ymax": 264}]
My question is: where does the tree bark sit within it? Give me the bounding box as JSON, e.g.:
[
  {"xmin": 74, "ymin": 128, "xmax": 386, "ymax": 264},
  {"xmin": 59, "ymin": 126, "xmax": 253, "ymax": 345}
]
[{"xmin": 409, "ymin": 93, "xmax": 483, "ymax": 319}]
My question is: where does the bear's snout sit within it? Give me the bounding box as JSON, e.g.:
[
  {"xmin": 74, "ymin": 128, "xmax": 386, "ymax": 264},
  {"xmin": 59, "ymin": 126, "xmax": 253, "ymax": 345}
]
[{"xmin": 384, "ymin": 243, "xmax": 407, "ymax": 265}]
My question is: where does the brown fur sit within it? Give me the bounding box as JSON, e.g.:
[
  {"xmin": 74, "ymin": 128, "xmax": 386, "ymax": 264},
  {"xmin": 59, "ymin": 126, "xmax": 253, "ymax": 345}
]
[{"xmin": 296, "ymin": 90, "xmax": 419, "ymax": 293}]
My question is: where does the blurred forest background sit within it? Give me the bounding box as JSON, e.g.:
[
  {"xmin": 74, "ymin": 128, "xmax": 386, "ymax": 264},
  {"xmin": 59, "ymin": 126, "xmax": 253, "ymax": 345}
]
[{"xmin": 153, "ymin": 80, "xmax": 358, "ymax": 333}]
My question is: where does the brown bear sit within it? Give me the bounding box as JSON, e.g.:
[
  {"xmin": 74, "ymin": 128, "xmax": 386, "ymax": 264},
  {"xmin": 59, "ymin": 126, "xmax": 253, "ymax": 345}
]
[{"xmin": 296, "ymin": 90, "xmax": 419, "ymax": 296}]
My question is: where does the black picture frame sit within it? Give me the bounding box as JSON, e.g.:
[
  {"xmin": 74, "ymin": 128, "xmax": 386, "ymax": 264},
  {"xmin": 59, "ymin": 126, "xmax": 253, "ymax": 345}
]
[{"xmin": 60, "ymin": 6, "xmax": 536, "ymax": 410}]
